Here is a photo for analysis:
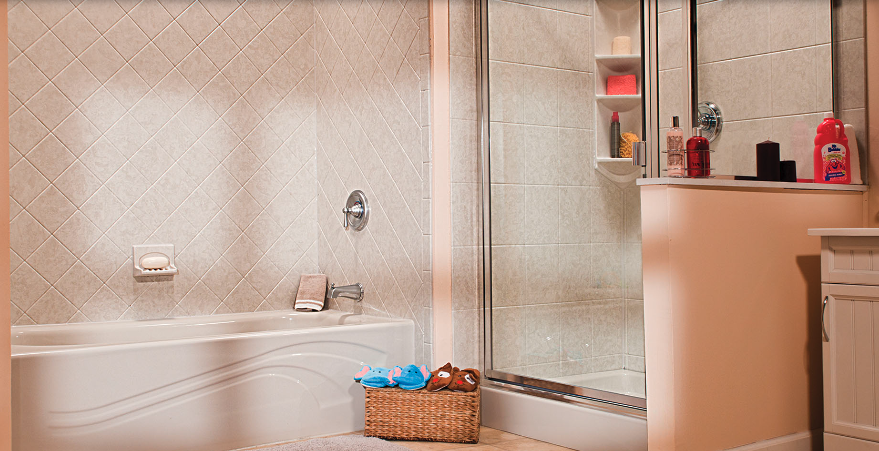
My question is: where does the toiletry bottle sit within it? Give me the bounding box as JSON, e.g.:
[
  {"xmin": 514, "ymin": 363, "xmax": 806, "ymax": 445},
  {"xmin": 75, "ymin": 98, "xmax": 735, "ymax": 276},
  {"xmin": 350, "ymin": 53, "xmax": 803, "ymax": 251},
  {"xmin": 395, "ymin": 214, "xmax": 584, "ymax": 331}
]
[
  {"xmin": 813, "ymin": 112, "xmax": 850, "ymax": 184},
  {"xmin": 686, "ymin": 128, "xmax": 710, "ymax": 177},
  {"xmin": 610, "ymin": 112, "xmax": 621, "ymax": 158},
  {"xmin": 666, "ymin": 116, "xmax": 684, "ymax": 177}
]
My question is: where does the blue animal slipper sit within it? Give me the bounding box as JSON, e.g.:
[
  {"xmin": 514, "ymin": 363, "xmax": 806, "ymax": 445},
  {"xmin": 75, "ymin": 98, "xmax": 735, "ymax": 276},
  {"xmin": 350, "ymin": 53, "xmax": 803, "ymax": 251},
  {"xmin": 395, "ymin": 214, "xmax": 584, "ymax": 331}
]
[
  {"xmin": 396, "ymin": 364, "xmax": 431, "ymax": 390},
  {"xmin": 353, "ymin": 365, "xmax": 401, "ymax": 388}
]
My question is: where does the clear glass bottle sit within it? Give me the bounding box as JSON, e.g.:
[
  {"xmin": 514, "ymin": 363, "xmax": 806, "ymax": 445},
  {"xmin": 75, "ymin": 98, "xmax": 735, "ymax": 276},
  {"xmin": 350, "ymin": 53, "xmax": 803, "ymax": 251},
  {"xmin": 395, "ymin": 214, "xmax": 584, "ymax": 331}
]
[{"xmin": 666, "ymin": 116, "xmax": 684, "ymax": 177}]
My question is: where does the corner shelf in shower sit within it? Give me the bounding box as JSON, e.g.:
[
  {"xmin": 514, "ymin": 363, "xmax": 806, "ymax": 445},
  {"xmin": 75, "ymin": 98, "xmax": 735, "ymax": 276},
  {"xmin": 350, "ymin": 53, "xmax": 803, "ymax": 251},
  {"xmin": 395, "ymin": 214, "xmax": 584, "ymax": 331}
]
[{"xmin": 593, "ymin": 0, "xmax": 644, "ymax": 186}]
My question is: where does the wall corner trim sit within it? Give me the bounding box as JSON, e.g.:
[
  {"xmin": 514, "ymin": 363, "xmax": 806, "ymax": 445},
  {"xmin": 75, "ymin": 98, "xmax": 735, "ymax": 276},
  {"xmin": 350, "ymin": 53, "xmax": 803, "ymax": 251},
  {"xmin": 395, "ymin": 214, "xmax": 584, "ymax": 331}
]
[{"xmin": 429, "ymin": 0, "xmax": 453, "ymax": 368}]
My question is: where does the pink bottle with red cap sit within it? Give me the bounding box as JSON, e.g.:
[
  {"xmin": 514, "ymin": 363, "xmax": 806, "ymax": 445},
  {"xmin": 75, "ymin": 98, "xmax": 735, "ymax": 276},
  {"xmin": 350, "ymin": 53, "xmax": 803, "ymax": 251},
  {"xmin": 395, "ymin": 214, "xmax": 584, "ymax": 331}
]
[{"xmin": 813, "ymin": 112, "xmax": 850, "ymax": 184}]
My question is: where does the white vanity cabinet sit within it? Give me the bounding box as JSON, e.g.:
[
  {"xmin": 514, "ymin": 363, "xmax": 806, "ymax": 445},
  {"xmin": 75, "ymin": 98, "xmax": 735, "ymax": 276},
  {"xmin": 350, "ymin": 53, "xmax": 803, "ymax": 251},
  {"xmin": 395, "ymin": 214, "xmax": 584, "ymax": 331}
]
[{"xmin": 811, "ymin": 230, "xmax": 879, "ymax": 450}]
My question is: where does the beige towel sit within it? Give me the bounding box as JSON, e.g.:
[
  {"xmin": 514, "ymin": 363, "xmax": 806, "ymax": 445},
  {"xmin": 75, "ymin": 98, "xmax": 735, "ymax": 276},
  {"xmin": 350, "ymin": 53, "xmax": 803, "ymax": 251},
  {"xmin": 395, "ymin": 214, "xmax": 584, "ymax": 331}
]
[{"xmin": 294, "ymin": 274, "xmax": 328, "ymax": 311}]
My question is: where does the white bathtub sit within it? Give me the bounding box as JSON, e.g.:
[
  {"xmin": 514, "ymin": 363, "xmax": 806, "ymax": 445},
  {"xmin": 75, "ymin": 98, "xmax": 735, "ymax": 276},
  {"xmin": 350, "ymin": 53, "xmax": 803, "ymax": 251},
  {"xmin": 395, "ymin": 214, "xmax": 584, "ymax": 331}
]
[{"xmin": 11, "ymin": 310, "xmax": 414, "ymax": 451}]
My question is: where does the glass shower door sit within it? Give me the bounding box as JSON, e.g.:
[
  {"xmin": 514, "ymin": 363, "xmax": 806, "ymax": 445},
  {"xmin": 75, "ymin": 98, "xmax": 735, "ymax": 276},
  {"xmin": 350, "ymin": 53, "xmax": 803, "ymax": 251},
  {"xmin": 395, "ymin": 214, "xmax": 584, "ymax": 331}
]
[{"xmin": 482, "ymin": 0, "xmax": 647, "ymax": 409}]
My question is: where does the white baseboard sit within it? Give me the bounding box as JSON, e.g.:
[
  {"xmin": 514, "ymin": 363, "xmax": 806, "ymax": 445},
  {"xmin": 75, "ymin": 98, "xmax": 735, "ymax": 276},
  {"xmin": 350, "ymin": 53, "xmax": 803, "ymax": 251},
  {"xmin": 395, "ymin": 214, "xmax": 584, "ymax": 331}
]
[{"xmin": 727, "ymin": 430, "xmax": 820, "ymax": 451}]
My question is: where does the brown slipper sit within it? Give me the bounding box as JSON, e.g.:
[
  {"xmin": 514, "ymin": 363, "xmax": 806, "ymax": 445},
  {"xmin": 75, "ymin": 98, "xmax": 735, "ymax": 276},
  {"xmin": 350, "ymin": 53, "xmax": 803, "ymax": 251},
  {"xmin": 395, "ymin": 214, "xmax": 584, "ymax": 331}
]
[
  {"xmin": 425, "ymin": 363, "xmax": 455, "ymax": 391},
  {"xmin": 448, "ymin": 368, "xmax": 480, "ymax": 392}
]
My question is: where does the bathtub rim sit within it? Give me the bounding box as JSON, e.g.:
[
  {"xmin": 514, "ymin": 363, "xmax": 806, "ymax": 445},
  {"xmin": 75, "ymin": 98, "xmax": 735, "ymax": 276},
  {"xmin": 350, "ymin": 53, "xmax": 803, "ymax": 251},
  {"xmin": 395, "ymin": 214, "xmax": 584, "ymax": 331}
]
[{"xmin": 12, "ymin": 309, "xmax": 414, "ymax": 356}]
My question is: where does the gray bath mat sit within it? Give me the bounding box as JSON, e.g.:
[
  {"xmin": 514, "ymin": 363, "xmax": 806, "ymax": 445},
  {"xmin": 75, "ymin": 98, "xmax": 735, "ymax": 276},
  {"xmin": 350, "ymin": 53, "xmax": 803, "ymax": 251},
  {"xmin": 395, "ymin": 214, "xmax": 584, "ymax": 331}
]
[{"xmin": 255, "ymin": 435, "xmax": 412, "ymax": 451}]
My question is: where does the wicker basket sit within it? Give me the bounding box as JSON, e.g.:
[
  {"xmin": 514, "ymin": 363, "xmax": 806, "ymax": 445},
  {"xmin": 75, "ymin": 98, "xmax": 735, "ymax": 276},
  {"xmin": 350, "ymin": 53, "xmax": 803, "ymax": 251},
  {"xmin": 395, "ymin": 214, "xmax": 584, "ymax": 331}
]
[{"xmin": 363, "ymin": 387, "xmax": 480, "ymax": 443}]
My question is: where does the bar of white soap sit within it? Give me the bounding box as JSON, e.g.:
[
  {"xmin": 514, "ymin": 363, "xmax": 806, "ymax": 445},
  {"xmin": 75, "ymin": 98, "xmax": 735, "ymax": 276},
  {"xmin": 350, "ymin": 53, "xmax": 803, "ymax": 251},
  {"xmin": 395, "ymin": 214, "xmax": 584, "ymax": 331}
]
[{"xmin": 141, "ymin": 255, "xmax": 170, "ymax": 270}]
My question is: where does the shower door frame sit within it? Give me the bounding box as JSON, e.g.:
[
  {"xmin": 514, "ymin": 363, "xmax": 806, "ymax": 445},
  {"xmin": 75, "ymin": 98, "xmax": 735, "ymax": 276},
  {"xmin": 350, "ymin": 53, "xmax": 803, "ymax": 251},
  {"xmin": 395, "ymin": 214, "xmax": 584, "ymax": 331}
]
[{"xmin": 478, "ymin": 0, "xmax": 658, "ymax": 413}]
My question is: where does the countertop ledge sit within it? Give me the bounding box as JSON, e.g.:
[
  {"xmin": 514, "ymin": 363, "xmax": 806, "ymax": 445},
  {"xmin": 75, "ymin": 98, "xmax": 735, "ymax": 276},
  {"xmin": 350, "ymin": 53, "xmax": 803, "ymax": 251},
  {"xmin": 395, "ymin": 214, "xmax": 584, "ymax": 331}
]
[
  {"xmin": 637, "ymin": 177, "xmax": 868, "ymax": 192},
  {"xmin": 808, "ymin": 228, "xmax": 879, "ymax": 236}
]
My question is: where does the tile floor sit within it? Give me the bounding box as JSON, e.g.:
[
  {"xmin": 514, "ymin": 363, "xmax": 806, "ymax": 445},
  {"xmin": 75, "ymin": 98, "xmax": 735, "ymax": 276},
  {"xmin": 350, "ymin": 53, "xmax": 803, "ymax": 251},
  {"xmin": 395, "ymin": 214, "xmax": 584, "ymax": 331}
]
[{"xmin": 243, "ymin": 427, "xmax": 574, "ymax": 450}]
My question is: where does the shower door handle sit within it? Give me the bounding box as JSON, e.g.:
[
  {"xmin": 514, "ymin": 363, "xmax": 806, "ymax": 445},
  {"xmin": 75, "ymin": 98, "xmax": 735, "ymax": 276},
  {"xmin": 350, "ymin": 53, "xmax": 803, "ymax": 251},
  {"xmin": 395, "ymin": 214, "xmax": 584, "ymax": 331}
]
[{"xmin": 821, "ymin": 295, "xmax": 829, "ymax": 342}]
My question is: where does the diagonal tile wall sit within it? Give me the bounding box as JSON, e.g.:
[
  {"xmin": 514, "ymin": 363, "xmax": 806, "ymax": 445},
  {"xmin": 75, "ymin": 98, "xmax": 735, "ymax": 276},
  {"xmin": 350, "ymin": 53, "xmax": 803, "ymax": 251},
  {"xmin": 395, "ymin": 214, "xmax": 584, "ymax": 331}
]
[
  {"xmin": 9, "ymin": 0, "xmax": 319, "ymax": 324},
  {"xmin": 312, "ymin": 0, "xmax": 431, "ymax": 365}
]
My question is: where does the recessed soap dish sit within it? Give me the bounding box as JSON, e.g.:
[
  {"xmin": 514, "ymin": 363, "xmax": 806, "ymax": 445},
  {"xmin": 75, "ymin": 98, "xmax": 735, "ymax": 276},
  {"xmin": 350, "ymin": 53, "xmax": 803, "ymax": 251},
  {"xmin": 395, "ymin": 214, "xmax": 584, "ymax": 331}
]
[{"xmin": 133, "ymin": 244, "xmax": 178, "ymax": 278}]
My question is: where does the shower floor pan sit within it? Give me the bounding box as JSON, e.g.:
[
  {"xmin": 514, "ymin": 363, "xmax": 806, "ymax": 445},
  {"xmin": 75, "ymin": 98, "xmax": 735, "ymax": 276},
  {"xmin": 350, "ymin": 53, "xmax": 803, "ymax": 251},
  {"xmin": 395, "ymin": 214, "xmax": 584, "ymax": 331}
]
[{"xmin": 549, "ymin": 369, "xmax": 646, "ymax": 399}]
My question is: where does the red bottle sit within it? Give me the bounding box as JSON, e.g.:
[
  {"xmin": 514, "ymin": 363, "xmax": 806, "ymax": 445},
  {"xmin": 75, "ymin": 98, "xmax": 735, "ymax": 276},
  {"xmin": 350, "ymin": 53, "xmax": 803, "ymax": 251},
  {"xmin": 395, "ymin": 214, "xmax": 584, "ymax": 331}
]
[
  {"xmin": 686, "ymin": 128, "xmax": 710, "ymax": 177},
  {"xmin": 813, "ymin": 113, "xmax": 850, "ymax": 184}
]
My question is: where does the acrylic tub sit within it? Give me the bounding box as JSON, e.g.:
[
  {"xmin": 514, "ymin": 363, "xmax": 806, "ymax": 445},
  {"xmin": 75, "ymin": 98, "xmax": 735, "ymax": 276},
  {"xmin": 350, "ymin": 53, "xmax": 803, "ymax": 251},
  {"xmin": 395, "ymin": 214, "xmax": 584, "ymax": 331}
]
[{"xmin": 11, "ymin": 310, "xmax": 414, "ymax": 451}]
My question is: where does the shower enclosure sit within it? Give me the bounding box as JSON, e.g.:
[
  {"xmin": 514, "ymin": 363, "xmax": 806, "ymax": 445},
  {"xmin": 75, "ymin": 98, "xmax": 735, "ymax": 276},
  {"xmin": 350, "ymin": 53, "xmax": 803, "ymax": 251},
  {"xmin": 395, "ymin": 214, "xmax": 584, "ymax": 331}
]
[{"xmin": 480, "ymin": 0, "xmax": 649, "ymax": 410}]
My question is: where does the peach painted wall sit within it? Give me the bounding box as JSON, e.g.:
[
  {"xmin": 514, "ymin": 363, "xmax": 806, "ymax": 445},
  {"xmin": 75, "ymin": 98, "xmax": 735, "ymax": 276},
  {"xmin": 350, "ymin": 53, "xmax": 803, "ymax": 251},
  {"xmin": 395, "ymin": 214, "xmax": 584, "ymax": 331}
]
[
  {"xmin": 1, "ymin": 0, "xmax": 10, "ymax": 448},
  {"xmin": 642, "ymin": 185, "xmax": 863, "ymax": 450}
]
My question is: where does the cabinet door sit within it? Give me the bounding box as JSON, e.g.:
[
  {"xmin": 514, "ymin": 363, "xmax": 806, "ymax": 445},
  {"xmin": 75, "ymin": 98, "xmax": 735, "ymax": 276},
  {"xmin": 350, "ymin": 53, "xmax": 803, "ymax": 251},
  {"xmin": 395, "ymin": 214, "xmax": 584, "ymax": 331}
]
[{"xmin": 823, "ymin": 283, "xmax": 879, "ymax": 442}]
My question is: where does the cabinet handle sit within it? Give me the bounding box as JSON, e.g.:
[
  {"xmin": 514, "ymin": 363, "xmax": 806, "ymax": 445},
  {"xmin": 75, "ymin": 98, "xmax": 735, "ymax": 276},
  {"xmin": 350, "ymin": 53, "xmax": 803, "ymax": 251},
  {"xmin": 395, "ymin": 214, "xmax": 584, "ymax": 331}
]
[{"xmin": 822, "ymin": 295, "xmax": 829, "ymax": 342}]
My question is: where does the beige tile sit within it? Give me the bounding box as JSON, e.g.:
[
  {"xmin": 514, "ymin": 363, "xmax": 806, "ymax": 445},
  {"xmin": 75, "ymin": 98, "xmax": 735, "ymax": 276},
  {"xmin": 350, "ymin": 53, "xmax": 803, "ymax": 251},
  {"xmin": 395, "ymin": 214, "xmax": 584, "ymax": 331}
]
[
  {"xmin": 177, "ymin": 2, "xmax": 219, "ymax": 44},
  {"xmin": 524, "ymin": 244, "xmax": 559, "ymax": 305},
  {"xmin": 588, "ymin": 243, "xmax": 623, "ymax": 300},
  {"xmin": 55, "ymin": 262, "xmax": 102, "ymax": 308},
  {"xmin": 658, "ymin": 9, "xmax": 682, "ymax": 71},
  {"xmin": 524, "ymin": 186, "xmax": 559, "ymax": 245},
  {"xmin": 450, "ymin": 55, "xmax": 477, "ymax": 120},
  {"xmin": 154, "ymin": 22, "xmax": 198, "ymax": 66},
  {"xmin": 837, "ymin": 0, "xmax": 865, "ymax": 41},
  {"xmin": 128, "ymin": 1, "xmax": 174, "ymax": 39},
  {"xmin": 523, "ymin": 66, "xmax": 558, "ymax": 127},
  {"xmin": 9, "ymin": 159, "xmax": 49, "ymax": 207},
  {"xmin": 491, "ymin": 245, "xmax": 525, "ymax": 307},
  {"xmin": 53, "ymin": 9, "xmax": 101, "ymax": 56},
  {"xmin": 559, "ymin": 300, "xmax": 592, "ymax": 361},
  {"xmin": 838, "ymin": 39, "xmax": 866, "ymax": 111},
  {"xmin": 557, "ymin": 12, "xmax": 590, "ymax": 72},
  {"xmin": 592, "ymin": 299, "xmax": 625, "ymax": 356},
  {"xmin": 9, "ymin": 55, "xmax": 49, "ymax": 103},
  {"xmin": 524, "ymin": 126, "xmax": 558, "ymax": 185},
  {"xmin": 28, "ymin": 186, "xmax": 75, "ymax": 233},
  {"xmin": 25, "ymin": 32, "xmax": 74, "ymax": 80},
  {"xmin": 559, "ymin": 187, "xmax": 592, "ymax": 245},
  {"xmin": 80, "ymin": 286, "xmax": 128, "ymax": 321},
  {"xmin": 11, "ymin": 262, "xmax": 50, "ymax": 312},
  {"xmin": 104, "ymin": 16, "xmax": 150, "ymax": 61},
  {"xmin": 8, "ymin": 3, "xmax": 49, "ymax": 50},
  {"xmin": 698, "ymin": 55, "xmax": 771, "ymax": 122},
  {"xmin": 626, "ymin": 299, "xmax": 645, "ymax": 356},
  {"xmin": 452, "ymin": 308, "xmax": 480, "ymax": 369},
  {"xmin": 770, "ymin": 47, "xmax": 818, "ymax": 117},
  {"xmin": 489, "ymin": 184, "xmax": 525, "ymax": 246},
  {"xmin": 79, "ymin": 187, "xmax": 126, "ymax": 232},
  {"xmin": 130, "ymin": 43, "xmax": 174, "ymax": 87},
  {"xmin": 492, "ymin": 306, "xmax": 526, "ymax": 368},
  {"xmin": 769, "ymin": 0, "xmax": 823, "ymax": 52},
  {"xmin": 710, "ymin": 117, "xmax": 772, "ymax": 177},
  {"xmin": 489, "ymin": 123, "xmax": 525, "ymax": 184},
  {"xmin": 489, "ymin": 61, "xmax": 524, "ymax": 124},
  {"xmin": 77, "ymin": 0, "xmax": 126, "ymax": 33},
  {"xmin": 24, "ymin": 0, "xmax": 74, "ymax": 28},
  {"xmin": 54, "ymin": 60, "xmax": 102, "ymax": 107},
  {"xmin": 27, "ymin": 288, "xmax": 77, "ymax": 324},
  {"xmin": 696, "ymin": 0, "xmax": 769, "ymax": 64},
  {"xmin": 26, "ymin": 134, "xmax": 74, "ymax": 182},
  {"xmin": 27, "ymin": 237, "xmax": 77, "ymax": 284},
  {"xmin": 524, "ymin": 303, "xmax": 560, "ymax": 364},
  {"xmin": 26, "ymin": 83, "xmax": 75, "ymax": 130}
]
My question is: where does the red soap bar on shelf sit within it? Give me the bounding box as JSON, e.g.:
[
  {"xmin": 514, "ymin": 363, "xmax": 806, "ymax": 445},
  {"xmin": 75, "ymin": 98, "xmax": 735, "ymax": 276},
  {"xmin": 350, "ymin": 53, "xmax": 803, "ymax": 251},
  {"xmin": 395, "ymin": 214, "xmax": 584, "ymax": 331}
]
[{"xmin": 607, "ymin": 75, "xmax": 637, "ymax": 95}]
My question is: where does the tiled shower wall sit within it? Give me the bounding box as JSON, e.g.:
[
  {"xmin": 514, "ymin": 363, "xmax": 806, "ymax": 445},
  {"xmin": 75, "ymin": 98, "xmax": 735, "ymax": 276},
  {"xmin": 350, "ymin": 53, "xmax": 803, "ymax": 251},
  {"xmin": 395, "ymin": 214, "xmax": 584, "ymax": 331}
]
[
  {"xmin": 9, "ymin": 0, "xmax": 318, "ymax": 324},
  {"xmin": 312, "ymin": 1, "xmax": 432, "ymax": 365},
  {"xmin": 8, "ymin": 0, "xmax": 432, "ymax": 351},
  {"xmin": 695, "ymin": 0, "xmax": 834, "ymax": 178},
  {"xmin": 661, "ymin": 0, "xmax": 866, "ymax": 180},
  {"xmin": 486, "ymin": 0, "xmax": 644, "ymax": 379}
]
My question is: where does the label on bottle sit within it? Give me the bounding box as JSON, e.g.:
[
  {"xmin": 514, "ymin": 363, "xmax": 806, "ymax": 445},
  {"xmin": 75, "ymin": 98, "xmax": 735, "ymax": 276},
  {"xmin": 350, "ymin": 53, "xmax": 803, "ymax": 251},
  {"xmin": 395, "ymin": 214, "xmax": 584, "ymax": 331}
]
[{"xmin": 821, "ymin": 143, "xmax": 847, "ymax": 182}]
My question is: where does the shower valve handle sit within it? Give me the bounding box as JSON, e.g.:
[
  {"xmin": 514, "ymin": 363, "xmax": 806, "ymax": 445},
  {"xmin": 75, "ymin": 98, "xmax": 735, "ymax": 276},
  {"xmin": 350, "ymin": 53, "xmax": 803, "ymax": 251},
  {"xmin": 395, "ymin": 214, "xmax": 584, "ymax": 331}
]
[{"xmin": 342, "ymin": 202, "xmax": 364, "ymax": 229}]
